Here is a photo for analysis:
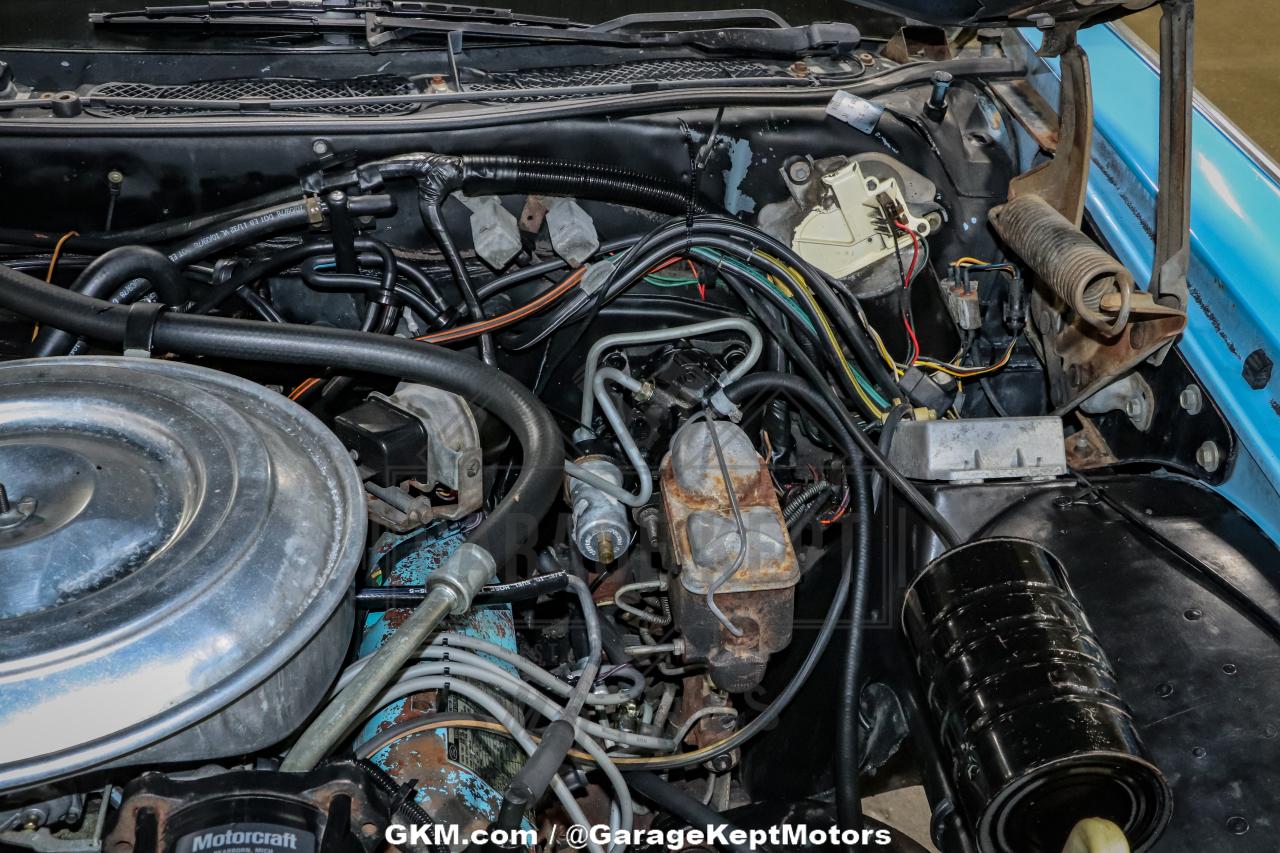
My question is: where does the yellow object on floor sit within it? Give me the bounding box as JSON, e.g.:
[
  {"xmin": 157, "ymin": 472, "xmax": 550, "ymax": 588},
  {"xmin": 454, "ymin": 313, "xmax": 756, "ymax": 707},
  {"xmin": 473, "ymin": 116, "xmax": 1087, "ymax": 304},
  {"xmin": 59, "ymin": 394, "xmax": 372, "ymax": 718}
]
[{"xmin": 1062, "ymin": 819, "xmax": 1131, "ymax": 853}]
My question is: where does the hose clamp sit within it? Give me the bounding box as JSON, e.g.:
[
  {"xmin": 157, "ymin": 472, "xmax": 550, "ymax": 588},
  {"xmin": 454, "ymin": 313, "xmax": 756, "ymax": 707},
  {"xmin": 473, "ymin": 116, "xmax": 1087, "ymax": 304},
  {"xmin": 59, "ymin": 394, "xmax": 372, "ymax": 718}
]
[{"xmin": 122, "ymin": 301, "xmax": 167, "ymax": 359}]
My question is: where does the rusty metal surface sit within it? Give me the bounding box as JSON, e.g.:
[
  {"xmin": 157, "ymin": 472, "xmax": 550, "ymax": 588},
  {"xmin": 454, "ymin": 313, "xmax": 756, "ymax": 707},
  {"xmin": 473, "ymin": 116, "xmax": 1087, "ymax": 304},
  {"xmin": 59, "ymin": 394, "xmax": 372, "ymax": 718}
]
[
  {"xmin": 1044, "ymin": 292, "xmax": 1187, "ymax": 414},
  {"xmin": 987, "ymin": 76, "xmax": 1060, "ymax": 153},
  {"xmin": 1065, "ymin": 414, "xmax": 1121, "ymax": 470},
  {"xmin": 660, "ymin": 421, "xmax": 799, "ymax": 692},
  {"xmin": 883, "ymin": 25, "xmax": 954, "ymax": 64},
  {"xmin": 992, "ymin": 38, "xmax": 1188, "ymax": 413},
  {"xmin": 1000, "ymin": 42, "xmax": 1092, "ymax": 226}
]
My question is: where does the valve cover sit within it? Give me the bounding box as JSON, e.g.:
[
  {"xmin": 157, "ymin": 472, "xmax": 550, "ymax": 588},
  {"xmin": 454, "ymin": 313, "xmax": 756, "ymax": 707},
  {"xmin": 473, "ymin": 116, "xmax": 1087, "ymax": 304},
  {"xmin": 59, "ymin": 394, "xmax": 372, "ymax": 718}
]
[{"xmin": 0, "ymin": 357, "xmax": 365, "ymax": 792}]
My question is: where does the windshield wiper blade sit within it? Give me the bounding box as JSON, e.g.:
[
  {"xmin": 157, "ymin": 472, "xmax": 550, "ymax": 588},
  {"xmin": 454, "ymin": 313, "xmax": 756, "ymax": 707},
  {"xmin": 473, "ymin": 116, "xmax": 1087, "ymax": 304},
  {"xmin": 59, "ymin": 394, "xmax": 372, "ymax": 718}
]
[
  {"xmin": 91, "ymin": 2, "xmax": 860, "ymax": 56},
  {"xmin": 93, "ymin": 1, "xmax": 581, "ymax": 26}
]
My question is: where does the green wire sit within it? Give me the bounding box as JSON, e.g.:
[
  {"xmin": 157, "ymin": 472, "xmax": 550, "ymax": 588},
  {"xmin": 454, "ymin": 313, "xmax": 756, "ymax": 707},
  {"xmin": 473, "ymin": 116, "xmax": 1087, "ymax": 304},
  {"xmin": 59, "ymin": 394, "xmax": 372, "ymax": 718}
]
[{"xmin": 688, "ymin": 247, "xmax": 889, "ymax": 410}]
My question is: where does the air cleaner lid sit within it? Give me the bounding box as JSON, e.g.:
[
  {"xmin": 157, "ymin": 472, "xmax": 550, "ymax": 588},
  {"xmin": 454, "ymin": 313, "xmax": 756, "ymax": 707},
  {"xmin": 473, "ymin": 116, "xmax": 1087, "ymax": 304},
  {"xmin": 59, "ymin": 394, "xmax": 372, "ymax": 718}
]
[{"xmin": 0, "ymin": 357, "xmax": 365, "ymax": 791}]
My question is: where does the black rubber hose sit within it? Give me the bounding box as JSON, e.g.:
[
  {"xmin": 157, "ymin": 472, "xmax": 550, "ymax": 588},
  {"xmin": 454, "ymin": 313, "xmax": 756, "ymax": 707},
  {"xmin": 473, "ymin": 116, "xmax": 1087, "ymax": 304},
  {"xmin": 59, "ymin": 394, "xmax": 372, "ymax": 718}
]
[
  {"xmin": 30, "ymin": 245, "xmax": 186, "ymax": 357},
  {"xmin": 491, "ymin": 719, "xmax": 575, "ymax": 839},
  {"xmin": 460, "ymin": 156, "xmax": 703, "ymax": 215},
  {"xmin": 724, "ymin": 372, "xmax": 872, "ymax": 832},
  {"xmin": 298, "ymin": 249, "xmax": 442, "ymax": 326},
  {"xmin": 355, "ymin": 571, "xmax": 570, "ymax": 610},
  {"xmin": 166, "ymin": 199, "xmax": 318, "ymax": 267},
  {"xmin": 872, "ymin": 403, "xmax": 913, "ymax": 510},
  {"xmin": 0, "ymin": 186, "xmax": 309, "ymax": 254},
  {"xmin": 627, "ymin": 772, "xmax": 755, "ymax": 853},
  {"xmin": 0, "ymin": 262, "xmax": 562, "ymax": 568},
  {"xmin": 420, "ymin": 197, "xmax": 496, "ymax": 365},
  {"xmin": 166, "ymin": 194, "xmax": 395, "ymax": 267}
]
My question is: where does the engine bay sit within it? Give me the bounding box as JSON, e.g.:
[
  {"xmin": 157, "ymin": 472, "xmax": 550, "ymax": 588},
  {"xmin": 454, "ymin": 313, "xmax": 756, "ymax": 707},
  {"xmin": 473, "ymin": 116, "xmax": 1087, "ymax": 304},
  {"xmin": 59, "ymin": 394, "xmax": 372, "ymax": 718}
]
[{"xmin": 0, "ymin": 4, "xmax": 1276, "ymax": 852}]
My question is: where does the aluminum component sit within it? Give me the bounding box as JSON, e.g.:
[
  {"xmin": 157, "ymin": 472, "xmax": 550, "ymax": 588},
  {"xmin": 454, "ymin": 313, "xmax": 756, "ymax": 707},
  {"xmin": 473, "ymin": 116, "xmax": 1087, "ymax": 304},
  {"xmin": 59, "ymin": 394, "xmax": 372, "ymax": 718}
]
[
  {"xmin": 0, "ymin": 791, "xmax": 83, "ymax": 832},
  {"xmin": 902, "ymin": 538, "xmax": 1171, "ymax": 853},
  {"xmin": 363, "ymin": 383, "xmax": 483, "ymax": 532},
  {"xmin": 660, "ymin": 420, "xmax": 800, "ymax": 692},
  {"xmin": 567, "ymin": 455, "xmax": 631, "ymax": 564},
  {"xmin": 459, "ymin": 194, "xmax": 521, "ymax": 269},
  {"xmin": 0, "ymin": 357, "xmax": 365, "ymax": 792},
  {"xmin": 887, "ymin": 416, "xmax": 1068, "ymax": 482}
]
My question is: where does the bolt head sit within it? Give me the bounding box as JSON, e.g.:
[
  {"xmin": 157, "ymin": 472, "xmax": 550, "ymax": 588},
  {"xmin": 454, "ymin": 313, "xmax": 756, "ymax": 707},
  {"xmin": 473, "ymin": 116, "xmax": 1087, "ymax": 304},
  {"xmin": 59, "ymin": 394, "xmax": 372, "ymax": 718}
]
[
  {"xmin": 786, "ymin": 160, "xmax": 811, "ymax": 183},
  {"xmin": 1179, "ymin": 384, "xmax": 1204, "ymax": 415},
  {"xmin": 1195, "ymin": 440, "xmax": 1223, "ymax": 474}
]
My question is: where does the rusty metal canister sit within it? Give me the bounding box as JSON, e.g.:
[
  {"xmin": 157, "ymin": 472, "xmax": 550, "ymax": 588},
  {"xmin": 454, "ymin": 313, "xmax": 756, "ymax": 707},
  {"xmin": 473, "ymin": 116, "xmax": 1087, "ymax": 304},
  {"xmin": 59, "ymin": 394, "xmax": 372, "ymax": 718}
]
[{"xmin": 901, "ymin": 538, "xmax": 1171, "ymax": 853}]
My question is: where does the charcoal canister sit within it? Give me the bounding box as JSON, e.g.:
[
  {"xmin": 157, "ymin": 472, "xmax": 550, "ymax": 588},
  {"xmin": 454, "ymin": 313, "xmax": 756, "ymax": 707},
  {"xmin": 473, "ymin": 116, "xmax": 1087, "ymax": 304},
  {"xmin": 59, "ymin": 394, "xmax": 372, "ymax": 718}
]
[{"xmin": 902, "ymin": 538, "xmax": 1171, "ymax": 853}]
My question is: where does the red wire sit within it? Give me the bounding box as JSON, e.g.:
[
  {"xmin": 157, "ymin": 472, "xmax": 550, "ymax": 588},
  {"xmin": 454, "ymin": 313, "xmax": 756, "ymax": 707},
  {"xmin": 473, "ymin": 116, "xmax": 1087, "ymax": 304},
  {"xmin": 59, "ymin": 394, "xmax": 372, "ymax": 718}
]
[{"xmin": 895, "ymin": 221, "xmax": 922, "ymax": 365}]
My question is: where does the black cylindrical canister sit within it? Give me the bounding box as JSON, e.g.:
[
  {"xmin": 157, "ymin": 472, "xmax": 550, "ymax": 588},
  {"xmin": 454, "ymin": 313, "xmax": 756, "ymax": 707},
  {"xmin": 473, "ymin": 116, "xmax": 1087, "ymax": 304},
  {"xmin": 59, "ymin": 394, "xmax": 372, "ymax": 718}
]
[{"xmin": 902, "ymin": 538, "xmax": 1171, "ymax": 853}]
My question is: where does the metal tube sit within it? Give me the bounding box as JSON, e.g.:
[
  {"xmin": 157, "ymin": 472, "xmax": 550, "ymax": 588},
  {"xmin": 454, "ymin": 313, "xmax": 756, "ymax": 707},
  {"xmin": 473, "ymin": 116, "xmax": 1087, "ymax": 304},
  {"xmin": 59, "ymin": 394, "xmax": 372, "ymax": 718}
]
[{"xmin": 577, "ymin": 318, "xmax": 764, "ymax": 434}]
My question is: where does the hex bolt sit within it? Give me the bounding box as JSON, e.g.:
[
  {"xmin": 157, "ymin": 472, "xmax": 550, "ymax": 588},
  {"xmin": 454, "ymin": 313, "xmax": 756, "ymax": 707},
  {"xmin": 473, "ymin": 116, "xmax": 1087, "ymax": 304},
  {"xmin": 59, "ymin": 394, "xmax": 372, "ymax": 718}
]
[
  {"xmin": 1196, "ymin": 440, "xmax": 1223, "ymax": 474},
  {"xmin": 1179, "ymin": 384, "xmax": 1204, "ymax": 415},
  {"xmin": 925, "ymin": 70, "xmax": 953, "ymax": 121},
  {"xmin": 786, "ymin": 160, "xmax": 812, "ymax": 183}
]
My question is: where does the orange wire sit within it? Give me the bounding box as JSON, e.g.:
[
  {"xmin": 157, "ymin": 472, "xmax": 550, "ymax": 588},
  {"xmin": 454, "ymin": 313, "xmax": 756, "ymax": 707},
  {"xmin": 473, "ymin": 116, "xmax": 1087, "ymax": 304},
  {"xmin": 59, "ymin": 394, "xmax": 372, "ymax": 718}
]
[
  {"xmin": 288, "ymin": 377, "xmax": 322, "ymax": 401},
  {"xmin": 45, "ymin": 231, "xmax": 78, "ymax": 283},
  {"xmin": 415, "ymin": 266, "xmax": 586, "ymax": 344},
  {"xmin": 31, "ymin": 230, "xmax": 80, "ymax": 340},
  {"xmin": 286, "ymin": 266, "xmax": 589, "ymax": 401}
]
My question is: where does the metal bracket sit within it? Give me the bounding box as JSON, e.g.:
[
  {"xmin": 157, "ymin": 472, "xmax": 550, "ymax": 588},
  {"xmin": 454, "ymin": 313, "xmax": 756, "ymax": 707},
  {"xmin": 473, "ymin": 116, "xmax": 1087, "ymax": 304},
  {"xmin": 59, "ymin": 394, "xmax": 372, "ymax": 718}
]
[
  {"xmin": 1005, "ymin": 41, "xmax": 1091, "ymax": 226},
  {"xmin": 1150, "ymin": 0, "xmax": 1195, "ymax": 313},
  {"xmin": 995, "ymin": 38, "xmax": 1188, "ymax": 415}
]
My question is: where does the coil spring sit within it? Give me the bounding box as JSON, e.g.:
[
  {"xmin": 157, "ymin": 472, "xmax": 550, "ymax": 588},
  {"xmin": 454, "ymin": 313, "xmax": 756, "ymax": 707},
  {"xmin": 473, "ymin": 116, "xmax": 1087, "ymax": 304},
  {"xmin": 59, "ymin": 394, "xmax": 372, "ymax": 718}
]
[{"xmin": 991, "ymin": 194, "xmax": 1133, "ymax": 335}]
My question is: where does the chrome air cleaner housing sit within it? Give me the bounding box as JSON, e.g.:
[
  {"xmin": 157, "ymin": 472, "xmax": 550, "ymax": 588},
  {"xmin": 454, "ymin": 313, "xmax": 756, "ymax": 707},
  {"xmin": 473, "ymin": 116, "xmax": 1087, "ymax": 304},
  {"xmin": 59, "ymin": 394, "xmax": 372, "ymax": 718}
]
[{"xmin": 0, "ymin": 357, "xmax": 365, "ymax": 792}]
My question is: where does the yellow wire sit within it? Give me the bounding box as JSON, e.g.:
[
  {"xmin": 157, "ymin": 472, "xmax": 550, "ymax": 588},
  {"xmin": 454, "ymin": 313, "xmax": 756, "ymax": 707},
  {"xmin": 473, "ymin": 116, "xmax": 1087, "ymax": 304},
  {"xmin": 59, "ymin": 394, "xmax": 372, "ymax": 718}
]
[
  {"xmin": 914, "ymin": 337, "xmax": 1017, "ymax": 378},
  {"xmin": 759, "ymin": 253, "xmax": 887, "ymax": 420}
]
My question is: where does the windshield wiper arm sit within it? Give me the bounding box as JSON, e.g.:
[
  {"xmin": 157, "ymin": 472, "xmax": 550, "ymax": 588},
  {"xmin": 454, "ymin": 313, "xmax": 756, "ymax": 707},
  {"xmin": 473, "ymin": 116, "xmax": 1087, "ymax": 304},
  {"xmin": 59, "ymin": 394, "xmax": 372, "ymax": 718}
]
[{"xmin": 91, "ymin": 2, "xmax": 860, "ymax": 56}]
